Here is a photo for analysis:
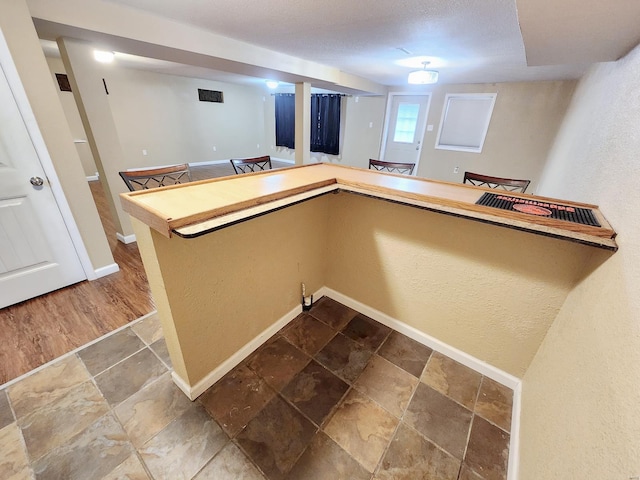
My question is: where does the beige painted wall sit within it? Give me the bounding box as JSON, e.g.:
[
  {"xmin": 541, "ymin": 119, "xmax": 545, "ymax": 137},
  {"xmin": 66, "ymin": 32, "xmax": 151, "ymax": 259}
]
[
  {"xmin": 134, "ymin": 198, "xmax": 330, "ymax": 385},
  {"xmin": 324, "ymin": 192, "xmax": 596, "ymax": 377},
  {"xmin": 408, "ymin": 80, "xmax": 576, "ymax": 193},
  {"xmin": 0, "ymin": 0, "xmax": 113, "ymax": 271},
  {"xmin": 263, "ymin": 94, "xmax": 386, "ymax": 167},
  {"xmin": 519, "ymin": 46, "xmax": 640, "ymax": 478},
  {"xmin": 105, "ymin": 68, "xmax": 268, "ymax": 167},
  {"xmin": 45, "ymin": 56, "xmax": 97, "ymax": 177}
]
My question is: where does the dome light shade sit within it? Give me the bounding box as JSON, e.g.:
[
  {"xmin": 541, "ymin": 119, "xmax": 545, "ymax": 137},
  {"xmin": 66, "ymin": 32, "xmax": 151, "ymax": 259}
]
[
  {"xmin": 408, "ymin": 61, "xmax": 438, "ymax": 84},
  {"xmin": 408, "ymin": 68, "xmax": 438, "ymax": 85},
  {"xmin": 266, "ymin": 80, "xmax": 279, "ymax": 89}
]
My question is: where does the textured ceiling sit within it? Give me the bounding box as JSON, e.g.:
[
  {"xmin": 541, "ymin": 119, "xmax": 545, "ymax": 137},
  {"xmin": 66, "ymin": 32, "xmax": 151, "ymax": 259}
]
[
  {"xmin": 36, "ymin": 0, "xmax": 640, "ymax": 88},
  {"xmin": 97, "ymin": 0, "xmax": 592, "ymax": 86}
]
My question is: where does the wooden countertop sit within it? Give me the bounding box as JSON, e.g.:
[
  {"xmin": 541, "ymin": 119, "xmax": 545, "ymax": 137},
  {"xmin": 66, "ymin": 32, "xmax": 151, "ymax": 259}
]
[{"xmin": 120, "ymin": 163, "xmax": 618, "ymax": 251}]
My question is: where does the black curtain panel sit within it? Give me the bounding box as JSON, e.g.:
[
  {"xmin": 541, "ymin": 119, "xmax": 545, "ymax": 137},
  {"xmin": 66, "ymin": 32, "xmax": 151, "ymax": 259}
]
[
  {"xmin": 311, "ymin": 94, "xmax": 341, "ymax": 155},
  {"xmin": 275, "ymin": 93, "xmax": 295, "ymax": 149}
]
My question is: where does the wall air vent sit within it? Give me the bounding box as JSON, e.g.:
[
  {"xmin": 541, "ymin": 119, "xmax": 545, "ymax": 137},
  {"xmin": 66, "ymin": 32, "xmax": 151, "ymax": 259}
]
[
  {"xmin": 198, "ymin": 89, "xmax": 224, "ymax": 103},
  {"xmin": 55, "ymin": 73, "xmax": 72, "ymax": 92}
]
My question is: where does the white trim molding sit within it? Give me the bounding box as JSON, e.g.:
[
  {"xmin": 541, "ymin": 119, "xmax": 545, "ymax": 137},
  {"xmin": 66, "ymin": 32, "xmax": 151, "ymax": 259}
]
[
  {"xmin": 170, "ymin": 290, "xmax": 321, "ymax": 400},
  {"xmin": 93, "ymin": 263, "xmax": 119, "ymax": 279},
  {"xmin": 116, "ymin": 232, "xmax": 136, "ymax": 244}
]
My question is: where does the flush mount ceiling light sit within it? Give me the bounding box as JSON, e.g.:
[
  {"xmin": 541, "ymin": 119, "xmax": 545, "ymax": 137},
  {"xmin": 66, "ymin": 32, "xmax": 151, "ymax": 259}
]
[
  {"xmin": 408, "ymin": 61, "xmax": 439, "ymax": 85},
  {"xmin": 93, "ymin": 50, "xmax": 115, "ymax": 63},
  {"xmin": 265, "ymin": 80, "xmax": 279, "ymax": 89}
]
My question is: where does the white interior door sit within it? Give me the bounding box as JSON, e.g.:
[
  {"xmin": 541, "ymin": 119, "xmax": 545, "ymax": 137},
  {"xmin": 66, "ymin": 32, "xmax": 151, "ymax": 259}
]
[
  {"xmin": 0, "ymin": 59, "xmax": 85, "ymax": 308},
  {"xmin": 381, "ymin": 94, "xmax": 431, "ymax": 171}
]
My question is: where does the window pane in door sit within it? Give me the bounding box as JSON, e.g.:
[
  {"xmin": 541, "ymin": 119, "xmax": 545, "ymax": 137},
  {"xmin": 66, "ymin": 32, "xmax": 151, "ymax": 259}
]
[{"xmin": 393, "ymin": 103, "xmax": 419, "ymax": 143}]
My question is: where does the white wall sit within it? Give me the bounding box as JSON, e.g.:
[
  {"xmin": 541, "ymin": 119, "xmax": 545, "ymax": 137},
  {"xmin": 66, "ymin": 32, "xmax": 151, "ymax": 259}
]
[
  {"xmin": 45, "ymin": 56, "xmax": 97, "ymax": 177},
  {"xmin": 104, "ymin": 68, "xmax": 268, "ymax": 168},
  {"xmin": 519, "ymin": 47, "xmax": 640, "ymax": 478},
  {"xmin": 408, "ymin": 80, "xmax": 576, "ymax": 193}
]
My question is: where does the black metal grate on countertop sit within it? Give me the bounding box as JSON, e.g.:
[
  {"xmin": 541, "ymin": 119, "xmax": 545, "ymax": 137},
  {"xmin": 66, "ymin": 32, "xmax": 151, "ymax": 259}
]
[{"xmin": 476, "ymin": 192, "xmax": 601, "ymax": 227}]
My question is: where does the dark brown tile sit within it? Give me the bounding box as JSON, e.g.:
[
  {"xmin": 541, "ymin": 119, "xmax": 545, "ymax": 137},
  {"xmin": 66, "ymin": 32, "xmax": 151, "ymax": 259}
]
[
  {"xmin": 404, "ymin": 383, "xmax": 472, "ymax": 459},
  {"xmin": 314, "ymin": 333, "xmax": 373, "ymax": 384},
  {"xmin": 459, "ymin": 464, "xmax": 485, "ymax": 480},
  {"xmin": 247, "ymin": 336, "xmax": 310, "ymax": 391},
  {"xmin": 375, "ymin": 423, "xmax": 460, "ymax": 480},
  {"xmin": 139, "ymin": 406, "xmax": 228, "ymax": 480},
  {"xmin": 324, "ymin": 389, "xmax": 398, "ymax": 473},
  {"xmin": 78, "ymin": 329, "xmax": 145, "ymax": 376},
  {"xmin": 199, "ymin": 364, "xmax": 276, "ymax": 437},
  {"xmin": 281, "ymin": 360, "xmax": 349, "ymax": 427},
  {"xmin": 464, "ymin": 416, "xmax": 510, "ymax": 480},
  {"xmin": 281, "ymin": 314, "xmax": 336, "ymax": 356},
  {"xmin": 0, "ymin": 390, "xmax": 14, "ymax": 429},
  {"xmin": 474, "ymin": 377, "xmax": 513, "ymax": 432},
  {"xmin": 31, "ymin": 413, "xmax": 132, "ymax": 480},
  {"xmin": 421, "ymin": 352, "xmax": 482, "ymax": 409},
  {"xmin": 149, "ymin": 338, "xmax": 172, "ymax": 367},
  {"xmin": 308, "ymin": 297, "xmax": 358, "ymax": 331},
  {"xmin": 341, "ymin": 314, "xmax": 391, "ymax": 350},
  {"xmin": 377, "ymin": 331, "xmax": 432, "ymax": 377},
  {"xmin": 353, "ymin": 355, "xmax": 418, "ymax": 418},
  {"xmin": 94, "ymin": 348, "xmax": 166, "ymax": 406},
  {"xmin": 286, "ymin": 432, "xmax": 370, "ymax": 480},
  {"xmin": 236, "ymin": 395, "xmax": 316, "ymax": 479}
]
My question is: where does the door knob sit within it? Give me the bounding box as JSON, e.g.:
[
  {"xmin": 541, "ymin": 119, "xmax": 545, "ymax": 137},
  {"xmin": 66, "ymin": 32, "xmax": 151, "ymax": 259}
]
[{"xmin": 30, "ymin": 176, "xmax": 44, "ymax": 187}]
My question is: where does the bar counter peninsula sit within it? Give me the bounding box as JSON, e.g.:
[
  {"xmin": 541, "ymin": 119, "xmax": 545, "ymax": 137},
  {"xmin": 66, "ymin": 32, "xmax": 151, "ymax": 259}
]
[{"xmin": 120, "ymin": 163, "xmax": 616, "ymax": 400}]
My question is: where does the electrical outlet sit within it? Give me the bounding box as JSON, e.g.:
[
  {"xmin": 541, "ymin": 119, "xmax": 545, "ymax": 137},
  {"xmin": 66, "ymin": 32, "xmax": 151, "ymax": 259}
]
[{"xmin": 454, "ymin": 166, "xmax": 459, "ymax": 174}]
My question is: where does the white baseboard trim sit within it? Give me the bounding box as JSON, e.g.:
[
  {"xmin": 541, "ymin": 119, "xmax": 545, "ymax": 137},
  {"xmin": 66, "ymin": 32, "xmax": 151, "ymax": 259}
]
[
  {"xmin": 86, "ymin": 174, "xmax": 99, "ymax": 182},
  {"xmin": 188, "ymin": 159, "xmax": 230, "ymax": 166},
  {"xmin": 271, "ymin": 157, "xmax": 295, "ymax": 164},
  {"xmin": 92, "ymin": 263, "xmax": 119, "ymax": 279},
  {"xmin": 321, "ymin": 287, "xmax": 521, "ymax": 480},
  {"xmin": 171, "ymin": 292, "xmax": 318, "ymax": 400},
  {"xmin": 116, "ymin": 233, "xmax": 136, "ymax": 244},
  {"xmin": 323, "ymin": 287, "xmax": 521, "ymax": 389},
  {"xmin": 507, "ymin": 381, "xmax": 522, "ymax": 480}
]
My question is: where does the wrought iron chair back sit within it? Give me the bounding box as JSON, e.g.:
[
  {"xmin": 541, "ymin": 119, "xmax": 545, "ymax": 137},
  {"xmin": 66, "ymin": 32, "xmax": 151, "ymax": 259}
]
[
  {"xmin": 368, "ymin": 159, "xmax": 416, "ymax": 175},
  {"xmin": 230, "ymin": 156, "xmax": 272, "ymax": 174},
  {"xmin": 119, "ymin": 163, "xmax": 192, "ymax": 191},
  {"xmin": 463, "ymin": 171, "xmax": 531, "ymax": 193}
]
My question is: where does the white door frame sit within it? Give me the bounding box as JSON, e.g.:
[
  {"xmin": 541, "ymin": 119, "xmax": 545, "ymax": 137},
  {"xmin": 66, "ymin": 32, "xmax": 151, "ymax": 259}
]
[
  {"xmin": 379, "ymin": 92, "xmax": 432, "ymax": 176},
  {"xmin": 0, "ymin": 28, "xmax": 96, "ymax": 280}
]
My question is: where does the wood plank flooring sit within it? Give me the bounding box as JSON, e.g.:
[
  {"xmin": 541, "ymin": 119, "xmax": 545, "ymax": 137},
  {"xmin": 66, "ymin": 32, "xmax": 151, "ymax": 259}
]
[{"xmin": 0, "ymin": 160, "xmax": 291, "ymax": 385}]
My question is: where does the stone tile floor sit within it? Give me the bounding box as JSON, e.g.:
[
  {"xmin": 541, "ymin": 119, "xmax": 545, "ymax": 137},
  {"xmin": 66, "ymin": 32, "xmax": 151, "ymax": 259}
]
[{"xmin": 0, "ymin": 297, "xmax": 513, "ymax": 480}]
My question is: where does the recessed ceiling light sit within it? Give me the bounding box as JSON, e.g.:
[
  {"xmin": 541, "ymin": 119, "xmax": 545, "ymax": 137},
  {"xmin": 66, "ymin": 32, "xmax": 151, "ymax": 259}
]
[{"xmin": 94, "ymin": 50, "xmax": 115, "ymax": 63}]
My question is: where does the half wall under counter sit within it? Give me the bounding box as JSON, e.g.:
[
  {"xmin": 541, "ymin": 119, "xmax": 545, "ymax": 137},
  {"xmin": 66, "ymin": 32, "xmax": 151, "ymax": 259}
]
[{"xmin": 120, "ymin": 164, "xmax": 617, "ymax": 399}]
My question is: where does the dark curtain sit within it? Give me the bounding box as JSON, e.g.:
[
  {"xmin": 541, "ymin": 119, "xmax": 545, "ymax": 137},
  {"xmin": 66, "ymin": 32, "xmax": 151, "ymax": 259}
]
[
  {"xmin": 310, "ymin": 94, "xmax": 341, "ymax": 155},
  {"xmin": 275, "ymin": 94, "xmax": 295, "ymax": 149}
]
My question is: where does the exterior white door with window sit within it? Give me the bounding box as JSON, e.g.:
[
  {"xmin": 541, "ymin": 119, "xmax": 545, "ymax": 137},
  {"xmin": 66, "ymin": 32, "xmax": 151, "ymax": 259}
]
[
  {"xmin": 0, "ymin": 49, "xmax": 86, "ymax": 308},
  {"xmin": 380, "ymin": 94, "xmax": 431, "ymax": 172}
]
